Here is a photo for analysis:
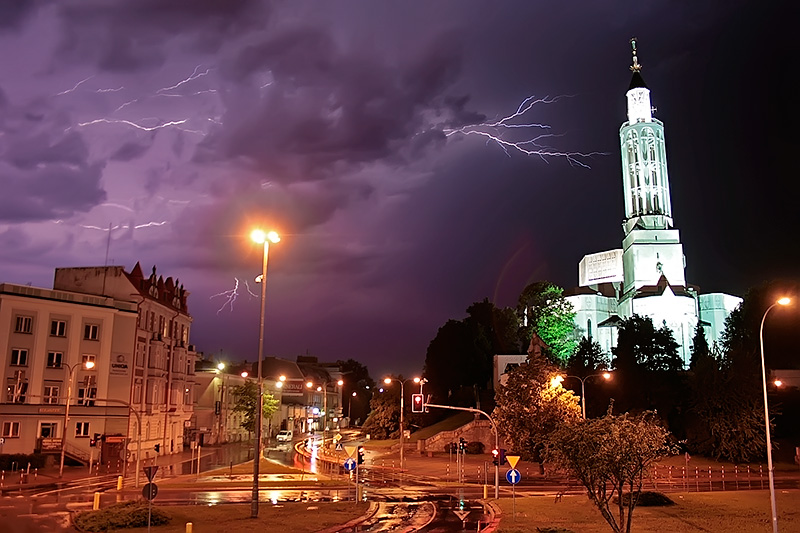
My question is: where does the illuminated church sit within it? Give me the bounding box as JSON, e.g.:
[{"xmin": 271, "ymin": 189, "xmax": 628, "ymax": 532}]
[{"xmin": 564, "ymin": 40, "xmax": 740, "ymax": 367}]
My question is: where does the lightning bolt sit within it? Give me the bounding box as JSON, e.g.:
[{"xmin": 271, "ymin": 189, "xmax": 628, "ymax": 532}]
[
  {"xmin": 156, "ymin": 65, "xmax": 211, "ymax": 94},
  {"xmin": 74, "ymin": 118, "xmax": 204, "ymax": 135},
  {"xmin": 96, "ymin": 87, "xmax": 124, "ymax": 93},
  {"xmin": 55, "ymin": 76, "xmax": 94, "ymax": 96},
  {"xmin": 211, "ymin": 278, "xmax": 246, "ymax": 314},
  {"xmin": 76, "ymin": 221, "xmax": 168, "ymax": 231},
  {"xmin": 444, "ymin": 95, "xmax": 607, "ymax": 168}
]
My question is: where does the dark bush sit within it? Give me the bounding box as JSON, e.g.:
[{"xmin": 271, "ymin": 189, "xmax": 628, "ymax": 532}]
[
  {"xmin": 0, "ymin": 453, "xmax": 47, "ymax": 470},
  {"xmin": 73, "ymin": 500, "xmax": 170, "ymax": 532},
  {"xmin": 443, "ymin": 442, "xmax": 457, "ymax": 453},
  {"xmin": 619, "ymin": 491, "xmax": 675, "ymax": 507},
  {"xmin": 465, "ymin": 441, "xmax": 485, "ymax": 454}
]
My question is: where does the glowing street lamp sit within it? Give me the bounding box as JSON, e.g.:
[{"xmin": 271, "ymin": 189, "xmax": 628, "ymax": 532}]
[
  {"xmin": 759, "ymin": 296, "xmax": 791, "ymax": 533},
  {"xmin": 554, "ymin": 372, "xmax": 612, "ymax": 419},
  {"xmin": 59, "ymin": 360, "xmax": 95, "ymax": 478},
  {"xmin": 249, "ymin": 228, "xmax": 280, "ymax": 519},
  {"xmin": 383, "ymin": 376, "xmax": 422, "ymax": 473}
]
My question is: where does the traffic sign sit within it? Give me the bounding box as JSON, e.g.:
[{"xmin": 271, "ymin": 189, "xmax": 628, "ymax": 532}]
[
  {"xmin": 506, "ymin": 455, "xmax": 520, "ymax": 469},
  {"xmin": 333, "ymin": 433, "xmax": 342, "ymax": 442},
  {"xmin": 453, "ymin": 510, "xmax": 470, "ymax": 521},
  {"xmin": 142, "ymin": 482, "xmax": 158, "ymax": 500},
  {"xmin": 505, "ymin": 468, "xmax": 521, "ymax": 485},
  {"xmin": 344, "ymin": 445, "xmax": 357, "ymax": 458},
  {"xmin": 143, "ymin": 465, "xmax": 159, "ymax": 482},
  {"xmin": 335, "ymin": 442, "xmax": 344, "ymax": 451},
  {"xmin": 344, "ymin": 457, "xmax": 357, "ymax": 471}
]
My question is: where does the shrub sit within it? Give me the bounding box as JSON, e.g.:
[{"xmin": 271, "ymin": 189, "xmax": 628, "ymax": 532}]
[
  {"xmin": 0, "ymin": 453, "xmax": 47, "ymax": 470},
  {"xmin": 465, "ymin": 441, "xmax": 485, "ymax": 454},
  {"xmin": 618, "ymin": 491, "xmax": 675, "ymax": 507},
  {"xmin": 73, "ymin": 500, "xmax": 171, "ymax": 532}
]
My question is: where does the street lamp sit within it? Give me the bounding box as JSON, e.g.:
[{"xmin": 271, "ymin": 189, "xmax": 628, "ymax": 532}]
[
  {"xmin": 760, "ymin": 296, "xmax": 790, "ymax": 533},
  {"xmin": 250, "ymin": 228, "xmax": 280, "ymax": 519},
  {"xmin": 383, "ymin": 376, "xmax": 421, "ymax": 472},
  {"xmin": 306, "ymin": 379, "xmax": 343, "ymax": 440},
  {"xmin": 59, "ymin": 360, "xmax": 95, "ymax": 477},
  {"xmin": 348, "ymin": 391, "xmax": 357, "ymax": 421},
  {"xmin": 554, "ymin": 372, "xmax": 612, "ymax": 419}
]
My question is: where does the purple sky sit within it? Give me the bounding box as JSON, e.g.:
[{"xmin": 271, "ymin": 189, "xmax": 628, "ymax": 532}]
[{"xmin": 0, "ymin": 1, "xmax": 795, "ymax": 378}]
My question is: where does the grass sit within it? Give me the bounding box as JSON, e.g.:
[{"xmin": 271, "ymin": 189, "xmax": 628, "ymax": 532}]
[
  {"xmin": 495, "ymin": 490, "xmax": 800, "ymax": 532},
  {"xmin": 117, "ymin": 501, "xmax": 370, "ymax": 533}
]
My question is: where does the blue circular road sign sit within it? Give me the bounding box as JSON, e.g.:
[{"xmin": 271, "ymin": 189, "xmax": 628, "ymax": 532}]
[
  {"xmin": 505, "ymin": 468, "xmax": 521, "ymax": 485},
  {"xmin": 344, "ymin": 457, "xmax": 357, "ymax": 471}
]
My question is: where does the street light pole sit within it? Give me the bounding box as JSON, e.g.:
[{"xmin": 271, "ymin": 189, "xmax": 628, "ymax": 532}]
[
  {"xmin": 60, "ymin": 360, "xmax": 94, "ymax": 478},
  {"xmin": 384, "ymin": 377, "xmax": 423, "ymax": 473},
  {"xmin": 250, "ymin": 229, "xmax": 279, "ymax": 519},
  {"xmin": 760, "ymin": 297, "xmax": 790, "ymax": 533},
  {"xmin": 556, "ymin": 372, "xmax": 612, "ymax": 419}
]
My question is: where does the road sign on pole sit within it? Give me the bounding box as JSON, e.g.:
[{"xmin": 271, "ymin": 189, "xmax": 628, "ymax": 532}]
[
  {"xmin": 143, "ymin": 465, "xmax": 159, "ymax": 482},
  {"xmin": 344, "ymin": 458, "xmax": 356, "ymax": 471},
  {"xmin": 142, "ymin": 482, "xmax": 158, "ymax": 500},
  {"xmin": 344, "ymin": 445, "xmax": 357, "ymax": 458},
  {"xmin": 505, "ymin": 468, "xmax": 521, "ymax": 485},
  {"xmin": 506, "ymin": 455, "xmax": 520, "ymax": 469}
]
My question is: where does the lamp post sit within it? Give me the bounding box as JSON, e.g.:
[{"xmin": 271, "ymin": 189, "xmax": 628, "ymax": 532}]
[
  {"xmin": 554, "ymin": 372, "xmax": 612, "ymax": 419},
  {"xmin": 760, "ymin": 296, "xmax": 791, "ymax": 533},
  {"xmin": 383, "ymin": 376, "xmax": 422, "ymax": 473},
  {"xmin": 60, "ymin": 360, "xmax": 95, "ymax": 478},
  {"xmin": 306, "ymin": 378, "xmax": 343, "ymax": 441},
  {"xmin": 250, "ymin": 228, "xmax": 280, "ymax": 519},
  {"xmin": 348, "ymin": 391, "xmax": 357, "ymax": 421}
]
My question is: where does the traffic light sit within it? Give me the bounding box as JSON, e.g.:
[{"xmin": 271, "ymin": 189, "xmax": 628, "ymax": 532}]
[
  {"xmin": 491, "ymin": 448, "xmax": 499, "ymax": 466},
  {"xmin": 89, "ymin": 433, "xmax": 98, "ymax": 447},
  {"xmin": 411, "ymin": 394, "xmax": 424, "ymax": 413},
  {"xmin": 154, "ymin": 443, "xmax": 161, "ymax": 453},
  {"xmin": 499, "ymin": 448, "xmax": 507, "ymax": 466},
  {"xmin": 458, "ymin": 437, "xmax": 467, "ymax": 452},
  {"xmin": 357, "ymin": 446, "xmax": 365, "ymax": 465}
]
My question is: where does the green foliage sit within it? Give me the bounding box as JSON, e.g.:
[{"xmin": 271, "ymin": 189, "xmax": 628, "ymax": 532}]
[
  {"xmin": 362, "ymin": 387, "xmax": 400, "ymax": 440},
  {"xmin": 493, "ymin": 349, "xmax": 581, "ymax": 462},
  {"xmin": 73, "ymin": 500, "xmax": 170, "ymax": 532},
  {"xmin": 518, "ymin": 281, "xmax": 578, "ymax": 364},
  {"xmin": 231, "ymin": 381, "xmax": 280, "ymax": 433},
  {"xmin": 544, "ymin": 409, "xmax": 677, "ymax": 533},
  {"xmin": 688, "ymin": 323, "xmax": 710, "ymax": 372},
  {"xmin": 612, "ymin": 315, "xmax": 681, "ymax": 373}
]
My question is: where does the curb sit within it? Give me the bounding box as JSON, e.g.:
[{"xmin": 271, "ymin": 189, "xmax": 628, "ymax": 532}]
[
  {"xmin": 479, "ymin": 500, "xmax": 502, "ymax": 532},
  {"xmin": 315, "ymin": 501, "xmax": 379, "ymax": 533}
]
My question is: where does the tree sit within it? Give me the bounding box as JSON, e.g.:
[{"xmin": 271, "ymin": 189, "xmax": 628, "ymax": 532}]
[
  {"xmin": 231, "ymin": 381, "xmax": 280, "ymax": 434},
  {"xmin": 544, "ymin": 408, "xmax": 677, "ymax": 533},
  {"xmin": 517, "ymin": 281, "xmax": 577, "ymax": 364},
  {"xmin": 566, "ymin": 337, "xmax": 609, "ymax": 376},
  {"xmin": 493, "ymin": 349, "xmax": 581, "ymax": 463},
  {"xmin": 688, "ymin": 323, "xmax": 710, "ymax": 372},
  {"xmin": 361, "ymin": 386, "xmax": 400, "ymax": 440}
]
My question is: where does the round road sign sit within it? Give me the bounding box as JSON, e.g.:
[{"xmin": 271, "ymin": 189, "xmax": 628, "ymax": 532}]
[
  {"xmin": 142, "ymin": 482, "xmax": 159, "ymax": 500},
  {"xmin": 344, "ymin": 457, "xmax": 357, "ymax": 471},
  {"xmin": 505, "ymin": 468, "xmax": 521, "ymax": 485}
]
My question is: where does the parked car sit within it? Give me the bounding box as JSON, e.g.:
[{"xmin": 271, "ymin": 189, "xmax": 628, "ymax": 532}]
[{"xmin": 276, "ymin": 430, "xmax": 293, "ymax": 442}]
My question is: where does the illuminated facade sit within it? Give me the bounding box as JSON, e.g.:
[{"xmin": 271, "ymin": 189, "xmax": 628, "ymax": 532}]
[{"xmin": 565, "ymin": 40, "xmax": 741, "ymax": 366}]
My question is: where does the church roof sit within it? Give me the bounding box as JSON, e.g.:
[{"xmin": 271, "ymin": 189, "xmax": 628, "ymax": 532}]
[
  {"xmin": 629, "ymin": 71, "xmax": 648, "ymax": 91},
  {"xmin": 634, "ymin": 274, "xmax": 694, "ymax": 299}
]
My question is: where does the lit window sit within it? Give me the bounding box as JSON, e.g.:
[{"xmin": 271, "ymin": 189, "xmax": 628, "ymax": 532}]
[
  {"xmin": 75, "ymin": 422, "xmax": 89, "ymax": 437},
  {"xmin": 14, "ymin": 316, "xmax": 33, "ymax": 334}
]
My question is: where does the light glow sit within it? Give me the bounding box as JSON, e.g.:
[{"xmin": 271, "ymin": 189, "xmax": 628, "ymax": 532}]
[
  {"xmin": 84, "ymin": 361, "xmax": 96, "ymax": 370},
  {"xmin": 774, "ymin": 379, "xmax": 783, "ymax": 387},
  {"xmin": 551, "ymin": 375, "xmax": 565, "ymax": 388},
  {"xmin": 251, "ymin": 229, "xmax": 280, "ymax": 244},
  {"xmin": 777, "ymin": 297, "xmax": 791, "ymax": 306}
]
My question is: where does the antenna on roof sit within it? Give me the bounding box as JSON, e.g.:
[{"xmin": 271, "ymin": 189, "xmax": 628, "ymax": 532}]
[{"xmin": 630, "ymin": 37, "xmax": 642, "ymax": 72}]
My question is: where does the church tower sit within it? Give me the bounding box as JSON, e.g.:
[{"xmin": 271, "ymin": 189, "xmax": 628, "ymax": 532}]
[{"xmin": 619, "ymin": 39, "xmax": 687, "ymax": 299}]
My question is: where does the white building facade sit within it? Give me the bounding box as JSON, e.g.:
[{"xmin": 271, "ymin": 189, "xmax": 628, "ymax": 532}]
[{"xmin": 565, "ymin": 40, "xmax": 741, "ymax": 367}]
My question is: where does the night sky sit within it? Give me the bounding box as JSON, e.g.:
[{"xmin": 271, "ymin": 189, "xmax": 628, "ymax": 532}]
[{"xmin": 1, "ymin": 1, "xmax": 796, "ymax": 378}]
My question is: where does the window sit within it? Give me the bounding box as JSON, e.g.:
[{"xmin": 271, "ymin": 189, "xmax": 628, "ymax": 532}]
[
  {"xmin": 44, "ymin": 385, "xmax": 60, "ymax": 404},
  {"xmin": 75, "ymin": 422, "xmax": 89, "ymax": 437},
  {"xmin": 14, "ymin": 315, "xmax": 33, "ymax": 334},
  {"xmin": 82, "ymin": 354, "xmax": 96, "ymax": 367},
  {"xmin": 50, "ymin": 320, "xmax": 67, "ymax": 337},
  {"xmin": 10, "ymin": 349, "xmax": 28, "ymax": 366},
  {"xmin": 2, "ymin": 421, "xmax": 20, "ymax": 438},
  {"xmin": 47, "ymin": 351, "xmax": 63, "ymax": 368},
  {"xmin": 6, "ymin": 373, "xmax": 27, "ymax": 403},
  {"xmin": 78, "ymin": 375, "xmax": 96, "ymax": 406},
  {"xmin": 84, "ymin": 324, "xmax": 99, "ymax": 340},
  {"xmin": 40, "ymin": 422, "xmax": 57, "ymax": 438},
  {"xmin": 133, "ymin": 379, "xmax": 143, "ymax": 403}
]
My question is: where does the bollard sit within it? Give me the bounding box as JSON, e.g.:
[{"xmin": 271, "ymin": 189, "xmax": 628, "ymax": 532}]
[
  {"xmin": 483, "ymin": 484, "xmax": 488, "ymax": 499},
  {"xmin": 34, "ymin": 468, "xmax": 38, "ymax": 480},
  {"xmin": 93, "ymin": 492, "xmax": 101, "ymax": 510},
  {"xmin": 117, "ymin": 476, "xmax": 123, "ymax": 491},
  {"xmin": 186, "ymin": 523, "xmax": 193, "ymax": 533}
]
